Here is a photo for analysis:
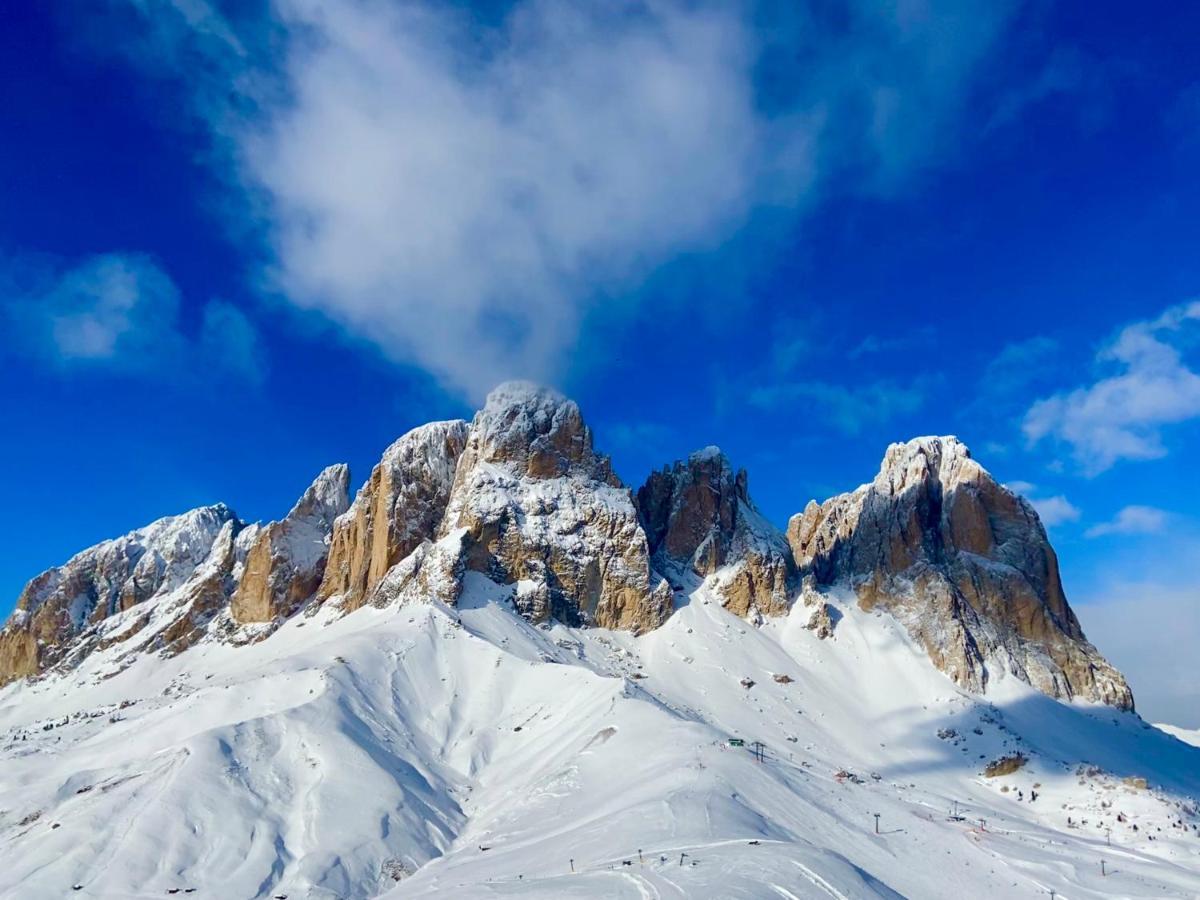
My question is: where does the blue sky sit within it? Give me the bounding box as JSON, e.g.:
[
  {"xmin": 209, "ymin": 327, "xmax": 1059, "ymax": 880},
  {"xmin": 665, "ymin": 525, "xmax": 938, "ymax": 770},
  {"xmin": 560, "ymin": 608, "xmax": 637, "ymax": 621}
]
[{"xmin": 1, "ymin": 0, "xmax": 1198, "ymax": 724}]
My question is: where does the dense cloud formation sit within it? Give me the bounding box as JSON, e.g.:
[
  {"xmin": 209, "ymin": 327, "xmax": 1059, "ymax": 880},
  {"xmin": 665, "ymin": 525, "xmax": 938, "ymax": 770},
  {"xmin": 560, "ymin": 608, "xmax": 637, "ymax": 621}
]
[{"xmin": 111, "ymin": 0, "xmax": 1018, "ymax": 399}]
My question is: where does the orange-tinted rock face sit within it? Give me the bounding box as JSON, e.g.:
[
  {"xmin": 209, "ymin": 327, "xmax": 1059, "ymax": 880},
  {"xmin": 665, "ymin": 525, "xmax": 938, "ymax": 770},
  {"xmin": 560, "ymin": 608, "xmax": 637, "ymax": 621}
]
[
  {"xmin": 638, "ymin": 448, "xmax": 794, "ymax": 618},
  {"xmin": 317, "ymin": 422, "xmax": 469, "ymax": 612},
  {"xmin": 788, "ymin": 436, "xmax": 1133, "ymax": 710},
  {"xmin": 0, "ymin": 505, "xmax": 238, "ymax": 686},
  {"xmin": 231, "ymin": 465, "xmax": 350, "ymax": 624}
]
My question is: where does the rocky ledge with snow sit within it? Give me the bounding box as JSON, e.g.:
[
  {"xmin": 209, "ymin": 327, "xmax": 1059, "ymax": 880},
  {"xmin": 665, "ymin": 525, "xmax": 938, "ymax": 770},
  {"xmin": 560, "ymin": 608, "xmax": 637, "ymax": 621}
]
[
  {"xmin": 787, "ymin": 436, "xmax": 1132, "ymax": 709},
  {"xmin": 0, "ymin": 387, "xmax": 1132, "ymax": 715},
  {"xmin": 3, "ymin": 383, "xmax": 1197, "ymax": 900}
]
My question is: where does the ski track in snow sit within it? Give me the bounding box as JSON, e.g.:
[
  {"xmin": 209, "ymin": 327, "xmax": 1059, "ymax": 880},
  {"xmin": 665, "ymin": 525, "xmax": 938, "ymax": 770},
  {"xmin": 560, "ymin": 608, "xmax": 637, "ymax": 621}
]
[{"xmin": 0, "ymin": 579, "xmax": 1198, "ymax": 899}]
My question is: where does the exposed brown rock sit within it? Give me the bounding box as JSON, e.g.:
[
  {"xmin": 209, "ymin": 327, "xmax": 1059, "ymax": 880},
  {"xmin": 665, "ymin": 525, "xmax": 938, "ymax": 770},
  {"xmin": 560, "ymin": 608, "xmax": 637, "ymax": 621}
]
[
  {"xmin": 638, "ymin": 448, "xmax": 793, "ymax": 617},
  {"xmin": 805, "ymin": 602, "xmax": 836, "ymax": 640},
  {"xmin": 787, "ymin": 436, "xmax": 1133, "ymax": 709},
  {"xmin": 438, "ymin": 383, "xmax": 673, "ymax": 633},
  {"xmin": 0, "ymin": 505, "xmax": 237, "ymax": 686},
  {"xmin": 318, "ymin": 422, "xmax": 468, "ymax": 612},
  {"xmin": 984, "ymin": 753, "xmax": 1028, "ymax": 778},
  {"xmin": 231, "ymin": 465, "xmax": 350, "ymax": 624}
]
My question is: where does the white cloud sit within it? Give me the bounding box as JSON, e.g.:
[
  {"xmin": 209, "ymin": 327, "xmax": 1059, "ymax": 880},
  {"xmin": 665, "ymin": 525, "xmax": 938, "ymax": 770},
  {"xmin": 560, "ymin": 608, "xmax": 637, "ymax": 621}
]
[
  {"xmin": 1077, "ymin": 583, "xmax": 1200, "ymax": 727},
  {"xmin": 1030, "ymin": 494, "xmax": 1081, "ymax": 527},
  {"xmin": 105, "ymin": 0, "xmax": 1020, "ymax": 400},
  {"xmin": 6, "ymin": 254, "xmax": 184, "ymax": 369},
  {"xmin": 3, "ymin": 253, "xmax": 263, "ymax": 384},
  {"xmin": 1023, "ymin": 301, "xmax": 1200, "ymax": 474},
  {"xmin": 1003, "ymin": 479, "xmax": 1036, "ymax": 494},
  {"xmin": 1085, "ymin": 505, "xmax": 1169, "ymax": 538}
]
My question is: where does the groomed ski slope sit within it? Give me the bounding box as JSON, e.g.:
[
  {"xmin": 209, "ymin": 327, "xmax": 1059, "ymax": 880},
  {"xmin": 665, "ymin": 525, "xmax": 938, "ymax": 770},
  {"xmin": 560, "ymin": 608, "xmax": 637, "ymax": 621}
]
[{"xmin": 1, "ymin": 577, "xmax": 1198, "ymax": 899}]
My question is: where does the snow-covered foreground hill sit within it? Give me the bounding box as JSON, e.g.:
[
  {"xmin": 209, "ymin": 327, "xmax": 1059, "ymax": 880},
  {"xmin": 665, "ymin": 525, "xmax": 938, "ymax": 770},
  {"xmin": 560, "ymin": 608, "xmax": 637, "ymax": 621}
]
[{"xmin": 2, "ymin": 577, "xmax": 1198, "ymax": 899}]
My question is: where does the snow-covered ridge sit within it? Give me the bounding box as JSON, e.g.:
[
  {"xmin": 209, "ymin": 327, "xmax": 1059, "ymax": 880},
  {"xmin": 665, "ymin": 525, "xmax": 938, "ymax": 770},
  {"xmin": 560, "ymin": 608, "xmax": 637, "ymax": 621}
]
[
  {"xmin": 0, "ymin": 387, "xmax": 1195, "ymax": 898},
  {"xmin": 0, "ymin": 391, "xmax": 1131, "ymax": 718},
  {"xmin": 0, "ymin": 577, "xmax": 1196, "ymax": 898}
]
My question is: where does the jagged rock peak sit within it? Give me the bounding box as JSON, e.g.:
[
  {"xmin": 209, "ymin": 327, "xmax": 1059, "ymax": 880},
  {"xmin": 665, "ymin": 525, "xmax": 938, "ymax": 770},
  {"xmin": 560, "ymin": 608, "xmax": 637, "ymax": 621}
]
[
  {"xmin": 788, "ymin": 436, "xmax": 1133, "ymax": 710},
  {"xmin": 0, "ymin": 503, "xmax": 241, "ymax": 685},
  {"xmin": 467, "ymin": 380, "xmax": 617, "ymax": 483},
  {"xmin": 433, "ymin": 384, "xmax": 671, "ymax": 631},
  {"xmin": 873, "ymin": 435, "xmax": 982, "ymax": 493},
  {"xmin": 288, "ymin": 463, "xmax": 352, "ymax": 526},
  {"xmin": 318, "ymin": 421, "xmax": 470, "ymax": 612},
  {"xmin": 231, "ymin": 465, "xmax": 351, "ymax": 625},
  {"xmin": 638, "ymin": 446, "xmax": 793, "ymax": 618}
]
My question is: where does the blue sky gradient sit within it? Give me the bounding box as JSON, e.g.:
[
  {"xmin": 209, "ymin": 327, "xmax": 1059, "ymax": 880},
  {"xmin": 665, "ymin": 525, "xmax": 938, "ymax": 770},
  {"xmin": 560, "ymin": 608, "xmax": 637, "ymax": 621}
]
[{"xmin": 1, "ymin": 0, "xmax": 1198, "ymax": 724}]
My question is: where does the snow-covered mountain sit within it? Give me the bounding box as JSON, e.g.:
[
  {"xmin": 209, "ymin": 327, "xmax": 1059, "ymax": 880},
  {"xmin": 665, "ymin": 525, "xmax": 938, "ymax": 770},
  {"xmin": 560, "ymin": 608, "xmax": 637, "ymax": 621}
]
[{"xmin": 1, "ymin": 383, "xmax": 1197, "ymax": 899}]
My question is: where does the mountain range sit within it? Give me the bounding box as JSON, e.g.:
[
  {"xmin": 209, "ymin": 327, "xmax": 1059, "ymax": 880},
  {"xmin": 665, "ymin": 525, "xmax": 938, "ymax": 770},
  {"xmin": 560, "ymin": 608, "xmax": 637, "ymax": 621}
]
[{"xmin": 0, "ymin": 383, "xmax": 1196, "ymax": 898}]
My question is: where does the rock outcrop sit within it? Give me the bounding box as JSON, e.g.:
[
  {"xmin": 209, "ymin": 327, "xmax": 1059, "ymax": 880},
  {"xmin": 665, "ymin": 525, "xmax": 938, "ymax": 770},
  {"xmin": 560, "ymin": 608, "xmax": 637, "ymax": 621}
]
[
  {"xmin": 0, "ymin": 505, "xmax": 238, "ymax": 685},
  {"xmin": 787, "ymin": 436, "xmax": 1133, "ymax": 709},
  {"xmin": 0, "ymin": 392, "xmax": 1137, "ymax": 718},
  {"xmin": 317, "ymin": 422, "xmax": 469, "ymax": 612},
  {"xmin": 637, "ymin": 448, "xmax": 794, "ymax": 617},
  {"xmin": 437, "ymin": 383, "xmax": 673, "ymax": 631},
  {"xmin": 231, "ymin": 465, "xmax": 350, "ymax": 624}
]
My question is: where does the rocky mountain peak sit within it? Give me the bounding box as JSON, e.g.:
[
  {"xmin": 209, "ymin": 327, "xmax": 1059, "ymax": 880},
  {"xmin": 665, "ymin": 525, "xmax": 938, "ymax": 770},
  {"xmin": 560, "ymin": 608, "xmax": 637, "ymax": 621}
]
[
  {"xmin": 317, "ymin": 421, "xmax": 470, "ymax": 613},
  {"xmin": 638, "ymin": 447, "xmax": 793, "ymax": 618},
  {"xmin": 466, "ymin": 380, "xmax": 615, "ymax": 483},
  {"xmin": 0, "ymin": 503, "xmax": 240, "ymax": 685},
  {"xmin": 287, "ymin": 463, "xmax": 351, "ymax": 526},
  {"xmin": 0, "ymin": 393, "xmax": 1136, "ymax": 715},
  {"xmin": 788, "ymin": 436, "xmax": 1133, "ymax": 709},
  {"xmin": 874, "ymin": 435, "xmax": 977, "ymax": 491},
  {"xmin": 406, "ymin": 384, "xmax": 672, "ymax": 631},
  {"xmin": 231, "ymin": 465, "xmax": 351, "ymax": 625}
]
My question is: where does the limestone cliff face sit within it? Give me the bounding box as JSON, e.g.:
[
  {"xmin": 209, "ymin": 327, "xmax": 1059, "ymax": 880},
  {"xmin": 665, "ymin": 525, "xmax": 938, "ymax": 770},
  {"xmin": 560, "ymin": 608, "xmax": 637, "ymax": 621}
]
[
  {"xmin": 787, "ymin": 436, "xmax": 1133, "ymax": 709},
  {"xmin": 0, "ymin": 505, "xmax": 237, "ymax": 685},
  {"xmin": 231, "ymin": 465, "xmax": 350, "ymax": 624},
  {"xmin": 317, "ymin": 422, "xmax": 469, "ymax": 612},
  {"xmin": 436, "ymin": 383, "xmax": 673, "ymax": 632},
  {"xmin": 637, "ymin": 448, "xmax": 794, "ymax": 618},
  {"xmin": 0, "ymin": 392, "xmax": 1137, "ymax": 717}
]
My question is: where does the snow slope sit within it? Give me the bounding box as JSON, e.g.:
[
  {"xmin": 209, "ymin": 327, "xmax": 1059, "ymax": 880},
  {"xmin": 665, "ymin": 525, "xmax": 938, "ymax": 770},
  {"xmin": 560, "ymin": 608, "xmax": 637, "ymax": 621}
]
[
  {"xmin": 1, "ymin": 579, "xmax": 1198, "ymax": 899},
  {"xmin": 1156, "ymin": 724, "xmax": 1200, "ymax": 748}
]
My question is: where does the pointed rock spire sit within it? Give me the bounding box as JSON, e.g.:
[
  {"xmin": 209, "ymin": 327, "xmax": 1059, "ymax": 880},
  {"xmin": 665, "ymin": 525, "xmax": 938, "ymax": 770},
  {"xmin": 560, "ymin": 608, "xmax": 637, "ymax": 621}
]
[
  {"xmin": 317, "ymin": 422, "xmax": 470, "ymax": 612},
  {"xmin": 637, "ymin": 447, "xmax": 794, "ymax": 617},
  {"xmin": 231, "ymin": 464, "xmax": 351, "ymax": 624}
]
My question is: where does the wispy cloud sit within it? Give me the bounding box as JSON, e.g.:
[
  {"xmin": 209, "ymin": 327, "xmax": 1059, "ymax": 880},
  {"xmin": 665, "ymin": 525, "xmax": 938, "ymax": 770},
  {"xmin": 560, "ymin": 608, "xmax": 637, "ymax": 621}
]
[
  {"xmin": 1002, "ymin": 481, "xmax": 1080, "ymax": 528},
  {"xmin": 1085, "ymin": 505, "xmax": 1170, "ymax": 538},
  {"xmin": 96, "ymin": 0, "xmax": 1021, "ymax": 400},
  {"xmin": 1004, "ymin": 479, "xmax": 1037, "ymax": 494},
  {"xmin": 2, "ymin": 253, "xmax": 263, "ymax": 384},
  {"xmin": 1030, "ymin": 495, "xmax": 1081, "ymax": 527},
  {"xmin": 604, "ymin": 421, "xmax": 675, "ymax": 452},
  {"xmin": 984, "ymin": 46, "xmax": 1110, "ymax": 134},
  {"xmin": 1023, "ymin": 301, "xmax": 1200, "ymax": 474},
  {"xmin": 847, "ymin": 327, "xmax": 936, "ymax": 360},
  {"xmin": 983, "ymin": 336, "xmax": 1060, "ymax": 397},
  {"xmin": 748, "ymin": 378, "xmax": 928, "ymax": 435}
]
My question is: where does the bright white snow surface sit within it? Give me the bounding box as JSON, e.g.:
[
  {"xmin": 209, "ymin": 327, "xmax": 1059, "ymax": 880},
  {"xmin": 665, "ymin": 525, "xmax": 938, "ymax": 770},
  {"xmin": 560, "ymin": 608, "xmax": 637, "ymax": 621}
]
[{"xmin": 2, "ymin": 579, "xmax": 1198, "ymax": 899}]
